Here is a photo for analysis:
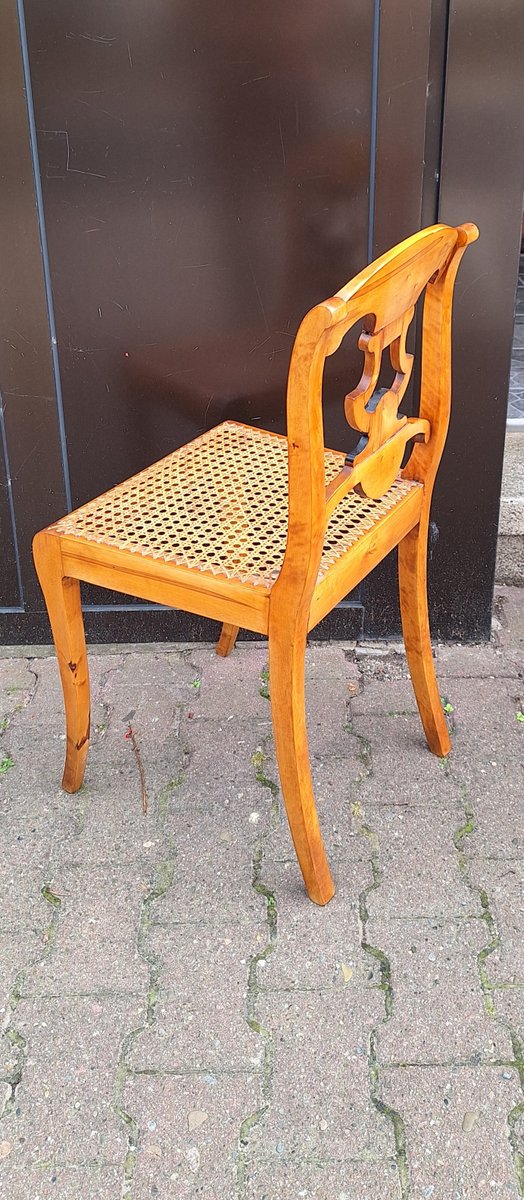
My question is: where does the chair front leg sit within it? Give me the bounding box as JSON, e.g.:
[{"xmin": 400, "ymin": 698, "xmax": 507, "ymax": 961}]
[
  {"xmin": 398, "ymin": 516, "xmax": 451, "ymax": 757},
  {"xmin": 32, "ymin": 532, "xmax": 90, "ymax": 792},
  {"xmin": 268, "ymin": 605, "xmax": 335, "ymax": 905}
]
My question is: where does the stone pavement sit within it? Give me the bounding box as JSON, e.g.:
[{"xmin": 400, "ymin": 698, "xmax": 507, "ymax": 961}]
[{"xmin": 0, "ymin": 586, "xmax": 522, "ymax": 1200}]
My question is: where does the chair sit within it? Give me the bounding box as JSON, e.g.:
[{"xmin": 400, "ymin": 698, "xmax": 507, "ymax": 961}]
[{"xmin": 33, "ymin": 222, "xmax": 478, "ymax": 905}]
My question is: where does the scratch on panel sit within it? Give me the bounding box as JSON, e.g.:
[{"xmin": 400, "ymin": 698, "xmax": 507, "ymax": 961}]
[
  {"xmin": 278, "ymin": 118, "xmax": 286, "ymax": 166},
  {"xmin": 41, "ymin": 129, "xmax": 70, "ymax": 170},
  {"xmin": 68, "ymin": 168, "xmax": 107, "ymax": 179},
  {"xmin": 67, "ymin": 33, "xmax": 116, "ymax": 44},
  {"xmin": 173, "ymin": 216, "xmax": 185, "ymax": 248},
  {"xmin": 247, "ymin": 256, "xmax": 269, "ymax": 332},
  {"xmin": 241, "ymin": 74, "xmax": 271, "ymax": 86},
  {"xmin": 249, "ymin": 335, "xmax": 272, "ymax": 355},
  {"xmin": 203, "ymin": 394, "xmax": 215, "ymax": 426},
  {"xmin": 76, "ymin": 98, "xmax": 124, "ymax": 125},
  {"xmin": 40, "ymin": 129, "xmax": 106, "ymax": 178},
  {"xmin": 387, "ymin": 75, "xmax": 425, "ymax": 103}
]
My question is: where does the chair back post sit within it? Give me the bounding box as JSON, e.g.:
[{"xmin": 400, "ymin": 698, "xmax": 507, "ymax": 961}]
[
  {"xmin": 272, "ymin": 222, "xmax": 479, "ymax": 621},
  {"xmin": 402, "ymin": 222, "xmax": 479, "ymax": 495},
  {"xmin": 270, "ymin": 303, "xmax": 334, "ymax": 624}
]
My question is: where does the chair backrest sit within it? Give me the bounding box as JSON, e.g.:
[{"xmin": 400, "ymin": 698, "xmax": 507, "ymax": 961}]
[{"xmin": 276, "ymin": 221, "xmax": 478, "ymax": 601}]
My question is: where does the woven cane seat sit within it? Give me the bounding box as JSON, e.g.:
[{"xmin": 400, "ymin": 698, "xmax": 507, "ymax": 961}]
[{"xmin": 53, "ymin": 421, "xmax": 420, "ymax": 590}]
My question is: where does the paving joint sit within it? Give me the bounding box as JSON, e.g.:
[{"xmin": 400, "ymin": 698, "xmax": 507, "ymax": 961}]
[
  {"xmin": 113, "ymin": 750, "xmax": 189, "ymax": 1198},
  {"xmin": 453, "ymin": 796, "xmax": 524, "ymax": 1194},
  {"xmin": 236, "ymin": 737, "xmax": 280, "ymax": 1196},
  {"xmin": 349, "ymin": 700, "xmax": 411, "ymax": 1200},
  {"xmin": 0, "ymin": 883, "xmax": 61, "ymax": 1123}
]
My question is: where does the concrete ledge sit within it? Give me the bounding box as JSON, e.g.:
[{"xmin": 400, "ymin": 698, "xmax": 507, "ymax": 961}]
[{"xmin": 496, "ymin": 431, "xmax": 524, "ymax": 584}]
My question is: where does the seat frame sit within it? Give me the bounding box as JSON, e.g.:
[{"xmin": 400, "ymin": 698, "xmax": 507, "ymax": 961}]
[{"xmin": 33, "ymin": 222, "xmax": 478, "ymax": 905}]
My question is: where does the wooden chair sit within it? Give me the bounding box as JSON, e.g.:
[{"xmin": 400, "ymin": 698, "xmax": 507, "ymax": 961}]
[{"xmin": 33, "ymin": 222, "xmax": 478, "ymax": 906}]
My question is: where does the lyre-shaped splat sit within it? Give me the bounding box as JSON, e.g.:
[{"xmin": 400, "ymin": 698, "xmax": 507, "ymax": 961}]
[
  {"xmin": 326, "ymin": 306, "xmax": 430, "ymax": 511},
  {"xmin": 344, "ymin": 306, "xmax": 415, "ymax": 437}
]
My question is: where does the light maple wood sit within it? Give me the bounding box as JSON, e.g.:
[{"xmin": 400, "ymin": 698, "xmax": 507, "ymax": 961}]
[
  {"xmin": 309, "ymin": 484, "xmax": 423, "ymax": 631},
  {"xmin": 32, "ymin": 531, "xmax": 90, "ymax": 793},
  {"xmin": 398, "ymin": 223, "xmax": 477, "ymax": 755},
  {"xmin": 33, "ymin": 222, "xmax": 478, "ymax": 906},
  {"xmin": 216, "ymin": 623, "xmax": 240, "ymax": 657},
  {"xmin": 269, "ymin": 601, "xmax": 335, "ymax": 905}
]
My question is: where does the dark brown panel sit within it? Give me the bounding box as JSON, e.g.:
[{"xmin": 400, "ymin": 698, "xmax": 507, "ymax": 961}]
[
  {"xmin": 25, "ymin": 0, "xmax": 374, "ymax": 516},
  {"xmin": 0, "ymin": 443, "xmax": 20, "ymax": 608},
  {"xmin": 430, "ymin": 0, "xmax": 524, "ymax": 639},
  {"xmin": 362, "ymin": 0, "xmax": 434, "ymax": 635},
  {"xmin": 0, "ymin": 1, "xmax": 67, "ymax": 612},
  {"xmin": 371, "ymin": 0, "xmax": 432, "ymax": 255},
  {"xmin": 0, "ymin": 602, "xmax": 364, "ymax": 646}
]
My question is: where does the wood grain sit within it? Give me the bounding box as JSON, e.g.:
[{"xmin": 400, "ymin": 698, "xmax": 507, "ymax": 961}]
[
  {"xmin": 33, "ymin": 222, "xmax": 478, "ymax": 904},
  {"xmin": 32, "ymin": 531, "xmax": 90, "ymax": 792}
]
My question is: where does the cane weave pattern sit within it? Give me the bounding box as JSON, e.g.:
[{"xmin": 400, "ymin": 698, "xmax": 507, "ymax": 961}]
[{"xmin": 53, "ymin": 421, "xmax": 420, "ymax": 589}]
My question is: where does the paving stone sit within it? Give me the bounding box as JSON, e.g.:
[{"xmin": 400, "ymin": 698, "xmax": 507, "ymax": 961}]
[
  {"xmin": 367, "ymin": 918, "xmax": 512, "ymax": 1063},
  {"xmin": 350, "ymin": 646, "xmax": 409, "ymax": 682},
  {"xmin": 0, "ymin": 720, "xmax": 73, "ymax": 797},
  {"xmin": 0, "ymin": 808, "xmax": 71, "ymax": 874},
  {"xmin": 49, "ymin": 774, "xmax": 166, "ymax": 869},
  {"xmin": 0, "ymin": 659, "xmax": 36, "ymax": 724},
  {"xmin": 155, "ymin": 728, "xmax": 272, "ymax": 924},
  {"xmin": 459, "ymin": 776, "xmax": 524, "ymax": 858},
  {"xmin": 155, "ymin": 833, "xmax": 262, "ymax": 925},
  {"xmin": 188, "ymin": 644, "xmax": 271, "ymax": 718},
  {"xmin": 491, "ymin": 985, "xmax": 524, "ymax": 1047},
  {"xmin": 168, "ymin": 716, "xmax": 273, "ymax": 803},
  {"xmin": 6, "ymin": 995, "xmax": 143, "ymax": 1163},
  {"xmin": 11, "ymin": 654, "xmax": 122, "ymax": 728},
  {"xmin": 243, "ymin": 1158, "xmax": 400, "ymax": 1199},
  {"xmin": 261, "ymin": 853, "xmax": 378, "ymax": 991},
  {"xmin": 364, "ymin": 805, "xmax": 474, "ymax": 918},
  {"xmin": 381, "ymin": 1064, "xmax": 523, "ymax": 1198},
  {"xmin": 0, "ymin": 594, "xmax": 522, "ymax": 1194},
  {"xmin": 128, "ymin": 923, "xmax": 263, "ymax": 1070},
  {"xmin": 0, "ymin": 854, "xmax": 50, "ymax": 934},
  {"xmin": 349, "ymin": 714, "xmax": 455, "ymax": 801},
  {"xmin": 0, "ymin": 1164, "xmax": 123, "ymax": 1199},
  {"xmin": 250, "ymin": 990, "xmax": 390, "ymax": 1161},
  {"xmin": 123, "ymin": 1071, "xmax": 258, "ymax": 1199},
  {"xmin": 0, "ymin": 930, "xmax": 44, "ymax": 1019},
  {"xmin": 469, "ymin": 859, "xmax": 524, "ymax": 984},
  {"xmin": 435, "ymin": 642, "xmax": 519, "ymax": 679},
  {"xmin": 306, "ymin": 644, "xmax": 360, "ymax": 680},
  {"xmin": 260, "ymin": 744, "xmax": 364, "ymax": 870},
  {"xmin": 258, "ymin": 799, "xmax": 353, "ymax": 891},
  {"xmin": 98, "ymin": 649, "xmax": 196, "ymax": 703},
  {"xmin": 447, "ymin": 678, "xmax": 523, "ymax": 766},
  {"xmin": 351, "ymin": 678, "xmax": 419, "ymax": 716},
  {"xmin": 27, "ymin": 864, "xmax": 149, "ymax": 997},
  {"xmin": 0, "ymin": 770, "xmax": 67, "ymax": 821},
  {"xmin": 9, "ymin": 657, "xmax": 141, "ymax": 782},
  {"xmin": 306, "ymin": 697, "xmax": 362, "ymax": 768},
  {"xmin": 495, "ymin": 585, "xmax": 524, "ymax": 674}
]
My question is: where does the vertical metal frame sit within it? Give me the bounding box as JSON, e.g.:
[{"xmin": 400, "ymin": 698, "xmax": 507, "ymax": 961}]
[
  {"xmin": 0, "ymin": 1, "xmax": 67, "ymax": 627},
  {"xmin": 430, "ymin": 0, "xmax": 524, "ymax": 639},
  {"xmin": 363, "ymin": 0, "xmax": 524, "ymax": 641}
]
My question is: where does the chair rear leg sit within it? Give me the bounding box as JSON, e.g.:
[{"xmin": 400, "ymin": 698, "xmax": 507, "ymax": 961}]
[
  {"xmin": 398, "ymin": 519, "xmax": 450, "ymax": 757},
  {"xmin": 32, "ymin": 532, "xmax": 90, "ymax": 792},
  {"xmin": 268, "ymin": 612, "xmax": 335, "ymax": 905},
  {"xmin": 216, "ymin": 623, "xmax": 239, "ymax": 657}
]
